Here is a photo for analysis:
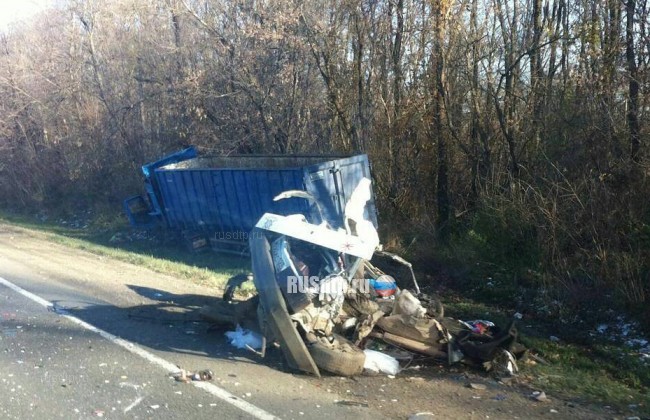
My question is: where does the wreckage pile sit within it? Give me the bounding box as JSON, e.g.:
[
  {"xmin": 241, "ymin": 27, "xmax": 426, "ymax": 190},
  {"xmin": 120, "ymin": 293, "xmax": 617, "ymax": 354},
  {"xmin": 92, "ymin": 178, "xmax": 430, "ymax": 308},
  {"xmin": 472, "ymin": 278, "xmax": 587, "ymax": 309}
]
[
  {"xmin": 201, "ymin": 179, "xmax": 525, "ymax": 377},
  {"xmin": 203, "ymin": 252, "xmax": 525, "ymax": 378}
]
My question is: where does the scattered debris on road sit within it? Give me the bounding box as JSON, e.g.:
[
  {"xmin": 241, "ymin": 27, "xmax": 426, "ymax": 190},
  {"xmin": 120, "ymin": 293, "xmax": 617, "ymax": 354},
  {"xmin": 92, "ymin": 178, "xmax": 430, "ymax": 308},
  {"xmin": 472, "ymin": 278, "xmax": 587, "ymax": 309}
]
[
  {"xmin": 530, "ymin": 391, "xmax": 549, "ymax": 402},
  {"xmin": 363, "ymin": 349, "xmax": 400, "ymax": 375},
  {"xmin": 225, "ymin": 325, "xmax": 264, "ymax": 351},
  {"xmin": 172, "ymin": 368, "xmax": 213, "ymax": 383},
  {"xmin": 335, "ymin": 400, "xmax": 369, "ymax": 407}
]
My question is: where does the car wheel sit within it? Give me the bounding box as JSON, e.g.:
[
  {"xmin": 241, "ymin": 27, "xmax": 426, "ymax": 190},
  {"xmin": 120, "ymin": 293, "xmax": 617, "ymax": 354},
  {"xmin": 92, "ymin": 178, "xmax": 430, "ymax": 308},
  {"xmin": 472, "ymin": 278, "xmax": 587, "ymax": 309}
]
[{"xmin": 308, "ymin": 334, "xmax": 365, "ymax": 376}]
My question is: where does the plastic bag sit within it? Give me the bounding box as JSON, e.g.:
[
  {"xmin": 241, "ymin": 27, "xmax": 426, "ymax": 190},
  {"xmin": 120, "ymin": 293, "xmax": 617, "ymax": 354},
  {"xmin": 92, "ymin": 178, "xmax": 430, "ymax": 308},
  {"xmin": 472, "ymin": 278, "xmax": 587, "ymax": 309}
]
[
  {"xmin": 225, "ymin": 324, "xmax": 264, "ymax": 350},
  {"xmin": 363, "ymin": 349, "xmax": 400, "ymax": 375}
]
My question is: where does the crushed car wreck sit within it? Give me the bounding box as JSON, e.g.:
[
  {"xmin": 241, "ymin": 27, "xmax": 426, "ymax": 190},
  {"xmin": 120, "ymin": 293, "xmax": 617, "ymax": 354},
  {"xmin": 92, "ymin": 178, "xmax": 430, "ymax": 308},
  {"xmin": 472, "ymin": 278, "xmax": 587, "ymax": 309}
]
[
  {"xmin": 204, "ymin": 179, "xmax": 528, "ymax": 376},
  {"xmin": 207, "ymin": 178, "xmax": 524, "ymax": 377}
]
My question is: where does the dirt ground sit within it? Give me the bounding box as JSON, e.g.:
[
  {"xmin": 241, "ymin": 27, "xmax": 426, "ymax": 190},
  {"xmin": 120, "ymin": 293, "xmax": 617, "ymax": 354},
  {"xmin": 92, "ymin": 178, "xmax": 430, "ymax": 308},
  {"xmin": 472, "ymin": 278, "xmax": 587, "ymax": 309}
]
[{"xmin": 0, "ymin": 223, "xmax": 622, "ymax": 419}]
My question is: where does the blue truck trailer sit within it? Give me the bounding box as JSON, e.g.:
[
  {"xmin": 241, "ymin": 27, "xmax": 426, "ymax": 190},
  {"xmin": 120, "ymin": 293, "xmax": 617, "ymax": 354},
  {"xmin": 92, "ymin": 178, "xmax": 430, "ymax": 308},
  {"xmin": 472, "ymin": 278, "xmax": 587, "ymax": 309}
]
[{"xmin": 124, "ymin": 147, "xmax": 378, "ymax": 244}]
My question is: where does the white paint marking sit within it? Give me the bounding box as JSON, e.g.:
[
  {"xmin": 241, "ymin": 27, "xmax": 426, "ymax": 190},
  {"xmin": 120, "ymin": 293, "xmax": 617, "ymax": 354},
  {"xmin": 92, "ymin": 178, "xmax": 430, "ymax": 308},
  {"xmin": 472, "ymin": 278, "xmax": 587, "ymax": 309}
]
[
  {"xmin": 123, "ymin": 396, "xmax": 144, "ymax": 413},
  {"xmin": 118, "ymin": 382, "xmax": 142, "ymax": 391},
  {"xmin": 0, "ymin": 276, "xmax": 279, "ymax": 420}
]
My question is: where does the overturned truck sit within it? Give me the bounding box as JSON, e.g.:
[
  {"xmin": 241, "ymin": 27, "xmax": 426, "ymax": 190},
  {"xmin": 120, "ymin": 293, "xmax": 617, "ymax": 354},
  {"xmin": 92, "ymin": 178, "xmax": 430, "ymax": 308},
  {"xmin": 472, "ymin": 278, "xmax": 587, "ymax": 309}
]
[{"xmin": 124, "ymin": 147, "xmax": 377, "ymax": 252}]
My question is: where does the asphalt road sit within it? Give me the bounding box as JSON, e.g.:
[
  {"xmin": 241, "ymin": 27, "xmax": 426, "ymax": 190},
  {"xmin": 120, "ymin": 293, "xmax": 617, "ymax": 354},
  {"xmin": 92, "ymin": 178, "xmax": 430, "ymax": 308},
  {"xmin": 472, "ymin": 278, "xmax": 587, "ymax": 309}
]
[
  {"xmin": 0, "ymin": 280, "xmax": 257, "ymax": 419},
  {"xmin": 0, "ymin": 226, "xmax": 381, "ymax": 420},
  {"xmin": 0, "ymin": 224, "xmax": 611, "ymax": 419}
]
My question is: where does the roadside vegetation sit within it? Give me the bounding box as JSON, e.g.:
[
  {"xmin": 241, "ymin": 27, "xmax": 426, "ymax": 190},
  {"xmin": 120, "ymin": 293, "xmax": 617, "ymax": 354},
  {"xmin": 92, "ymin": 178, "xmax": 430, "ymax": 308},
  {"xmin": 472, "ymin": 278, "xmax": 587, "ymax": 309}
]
[{"xmin": 0, "ymin": 211, "xmax": 251, "ymax": 290}]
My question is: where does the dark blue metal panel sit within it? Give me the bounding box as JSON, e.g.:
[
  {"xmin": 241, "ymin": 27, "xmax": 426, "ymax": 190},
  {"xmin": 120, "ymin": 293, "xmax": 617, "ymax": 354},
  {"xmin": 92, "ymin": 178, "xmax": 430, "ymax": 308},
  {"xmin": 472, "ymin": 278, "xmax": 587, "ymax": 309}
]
[
  {"xmin": 223, "ymin": 170, "xmax": 243, "ymax": 232},
  {"xmin": 213, "ymin": 171, "xmax": 233, "ymax": 231},
  {"xmin": 141, "ymin": 147, "xmax": 197, "ymax": 218},
  {"xmin": 200, "ymin": 170, "xmax": 222, "ymax": 231},
  {"xmin": 157, "ymin": 171, "xmax": 177, "ymax": 228},
  {"xmin": 141, "ymin": 147, "xmax": 197, "ymax": 177},
  {"xmin": 244, "ymin": 171, "xmax": 262, "ymax": 228},
  {"xmin": 133, "ymin": 150, "xmax": 377, "ymax": 235},
  {"xmin": 232, "ymin": 170, "xmax": 252, "ymax": 231},
  {"xmin": 123, "ymin": 195, "xmax": 157, "ymax": 228},
  {"xmin": 211, "ymin": 171, "xmax": 228, "ymax": 231},
  {"xmin": 303, "ymin": 154, "xmax": 377, "ymax": 230}
]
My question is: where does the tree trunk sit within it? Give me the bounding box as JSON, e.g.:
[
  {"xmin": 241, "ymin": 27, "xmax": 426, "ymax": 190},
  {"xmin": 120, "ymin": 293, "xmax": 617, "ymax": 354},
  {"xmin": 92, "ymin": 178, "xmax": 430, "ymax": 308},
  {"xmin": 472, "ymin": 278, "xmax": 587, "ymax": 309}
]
[
  {"xmin": 626, "ymin": 0, "xmax": 641, "ymax": 162},
  {"xmin": 432, "ymin": 0, "xmax": 451, "ymax": 241}
]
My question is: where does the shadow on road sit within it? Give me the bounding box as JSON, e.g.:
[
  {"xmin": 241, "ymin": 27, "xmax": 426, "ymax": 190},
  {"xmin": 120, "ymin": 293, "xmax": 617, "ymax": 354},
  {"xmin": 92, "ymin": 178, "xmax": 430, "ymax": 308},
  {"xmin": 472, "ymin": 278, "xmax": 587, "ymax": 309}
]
[{"xmin": 62, "ymin": 283, "xmax": 286, "ymax": 373}]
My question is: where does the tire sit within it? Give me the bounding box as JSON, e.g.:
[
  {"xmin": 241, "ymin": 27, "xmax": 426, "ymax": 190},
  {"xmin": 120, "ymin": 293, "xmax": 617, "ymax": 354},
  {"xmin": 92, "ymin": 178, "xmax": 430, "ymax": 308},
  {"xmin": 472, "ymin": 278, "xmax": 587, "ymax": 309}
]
[{"xmin": 308, "ymin": 334, "xmax": 366, "ymax": 376}]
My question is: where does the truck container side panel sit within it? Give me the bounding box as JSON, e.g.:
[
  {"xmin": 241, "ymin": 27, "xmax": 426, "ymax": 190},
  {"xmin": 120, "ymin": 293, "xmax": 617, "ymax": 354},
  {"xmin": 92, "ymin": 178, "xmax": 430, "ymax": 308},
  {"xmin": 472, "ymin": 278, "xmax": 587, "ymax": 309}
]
[
  {"xmin": 164, "ymin": 172, "xmax": 181, "ymax": 229},
  {"xmin": 250, "ymin": 170, "xmax": 294, "ymax": 220},
  {"xmin": 210, "ymin": 170, "xmax": 227, "ymax": 232},
  {"xmin": 158, "ymin": 172, "xmax": 179, "ymax": 229},
  {"xmin": 192, "ymin": 170, "xmax": 210, "ymax": 229},
  {"xmin": 177, "ymin": 171, "xmax": 202, "ymax": 228},
  {"xmin": 274, "ymin": 170, "xmax": 289, "ymax": 215},
  {"xmin": 192, "ymin": 170, "xmax": 213, "ymax": 228},
  {"xmin": 231, "ymin": 170, "xmax": 249, "ymax": 232},
  {"xmin": 131, "ymin": 152, "xmax": 378, "ymax": 235},
  {"xmin": 186, "ymin": 171, "xmax": 201, "ymax": 226},
  {"xmin": 255, "ymin": 171, "xmax": 274, "ymax": 221},
  {"xmin": 304, "ymin": 164, "xmax": 341, "ymax": 229},
  {"xmin": 139, "ymin": 147, "xmax": 197, "ymax": 220},
  {"xmin": 212, "ymin": 171, "xmax": 232, "ymax": 231},
  {"xmin": 208, "ymin": 171, "xmax": 224, "ymax": 231},
  {"xmin": 200, "ymin": 170, "xmax": 221, "ymax": 232},
  {"xmin": 169, "ymin": 171, "xmax": 189, "ymax": 230},
  {"xmin": 154, "ymin": 172, "xmax": 170, "ymax": 227},
  {"xmin": 232, "ymin": 171, "xmax": 254, "ymax": 230},
  {"xmin": 242, "ymin": 171, "xmax": 277, "ymax": 230},
  {"xmin": 170, "ymin": 172, "xmax": 191, "ymax": 229},
  {"xmin": 194, "ymin": 171, "xmax": 210, "ymax": 228},
  {"xmin": 222, "ymin": 170, "xmax": 243, "ymax": 232},
  {"xmin": 244, "ymin": 172, "xmax": 262, "ymax": 226}
]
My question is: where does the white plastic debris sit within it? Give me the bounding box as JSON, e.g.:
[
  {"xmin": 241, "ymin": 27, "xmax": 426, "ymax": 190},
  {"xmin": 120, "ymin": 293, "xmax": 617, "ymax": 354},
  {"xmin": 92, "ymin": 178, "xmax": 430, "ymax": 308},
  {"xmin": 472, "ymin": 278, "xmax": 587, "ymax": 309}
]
[
  {"xmin": 363, "ymin": 350, "xmax": 400, "ymax": 375},
  {"xmin": 225, "ymin": 325, "xmax": 264, "ymax": 350},
  {"xmin": 531, "ymin": 391, "xmax": 549, "ymax": 402},
  {"xmin": 391, "ymin": 289, "xmax": 426, "ymax": 318},
  {"xmin": 343, "ymin": 178, "xmax": 380, "ymax": 246}
]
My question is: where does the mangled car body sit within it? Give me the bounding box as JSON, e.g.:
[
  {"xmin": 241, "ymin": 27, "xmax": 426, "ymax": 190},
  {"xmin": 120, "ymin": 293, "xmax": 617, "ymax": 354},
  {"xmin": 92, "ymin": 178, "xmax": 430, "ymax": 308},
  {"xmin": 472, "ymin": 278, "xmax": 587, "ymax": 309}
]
[{"xmin": 245, "ymin": 179, "xmax": 522, "ymax": 377}]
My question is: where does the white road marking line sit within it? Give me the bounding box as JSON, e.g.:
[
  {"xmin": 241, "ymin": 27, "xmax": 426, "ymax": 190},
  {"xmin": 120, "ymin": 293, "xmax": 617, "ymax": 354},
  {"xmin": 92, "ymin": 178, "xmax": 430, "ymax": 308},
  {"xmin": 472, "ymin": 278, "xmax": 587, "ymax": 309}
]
[
  {"xmin": 0, "ymin": 276, "xmax": 279, "ymax": 420},
  {"xmin": 123, "ymin": 396, "xmax": 144, "ymax": 413}
]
